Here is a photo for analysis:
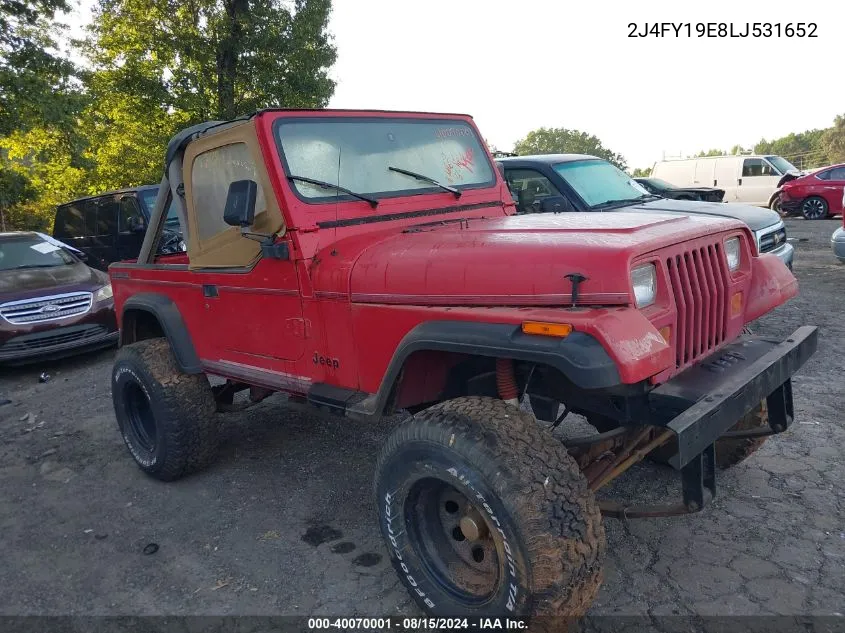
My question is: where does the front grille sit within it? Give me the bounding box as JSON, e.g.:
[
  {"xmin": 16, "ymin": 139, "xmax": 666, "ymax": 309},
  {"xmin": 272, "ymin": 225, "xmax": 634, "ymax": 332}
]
[
  {"xmin": 759, "ymin": 227, "xmax": 787, "ymax": 253},
  {"xmin": 0, "ymin": 324, "xmax": 108, "ymax": 353},
  {"xmin": 0, "ymin": 292, "xmax": 93, "ymax": 325},
  {"xmin": 665, "ymin": 243, "xmax": 730, "ymax": 369}
]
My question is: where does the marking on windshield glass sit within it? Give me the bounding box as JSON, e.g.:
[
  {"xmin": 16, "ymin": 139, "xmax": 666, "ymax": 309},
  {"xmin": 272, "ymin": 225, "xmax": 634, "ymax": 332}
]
[{"xmin": 444, "ymin": 148, "xmax": 475, "ymax": 183}]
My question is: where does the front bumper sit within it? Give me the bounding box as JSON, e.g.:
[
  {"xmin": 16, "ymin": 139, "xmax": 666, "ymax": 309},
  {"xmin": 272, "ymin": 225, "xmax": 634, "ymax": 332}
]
[
  {"xmin": 832, "ymin": 226, "xmax": 845, "ymax": 262},
  {"xmin": 765, "ymin": 241, "xmax": 794, "ymax": 269},
  {"xmin": 650, "ymin": 325, "xmax": 817, "ymax": 468},
  {"xmin": 0, "ymin": 306, "xmax": 118, "ymax": 365}
]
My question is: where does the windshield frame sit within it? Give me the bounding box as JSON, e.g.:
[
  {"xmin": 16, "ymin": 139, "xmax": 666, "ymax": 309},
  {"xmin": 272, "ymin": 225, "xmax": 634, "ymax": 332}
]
[
  {"xmin": 272, "ymin": 116, "xmax": 498, "ymax": 208},
  {"xmin": 765, "ymin": 155, "xmax": 798, "ymax": 175},
  {"xmin": 0, "ymin": 234, "xmax": 79, "ymax": 271},
  {"xmin": 552, "ymin": 159, "xmax": 657, "ymax": 209}
]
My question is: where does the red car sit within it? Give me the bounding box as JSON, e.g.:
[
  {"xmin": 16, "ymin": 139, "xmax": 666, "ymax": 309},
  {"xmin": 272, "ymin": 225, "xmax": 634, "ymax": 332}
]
[{"xmin": 779, "ymin": 163, "xmax": 845, "ymax": 219}]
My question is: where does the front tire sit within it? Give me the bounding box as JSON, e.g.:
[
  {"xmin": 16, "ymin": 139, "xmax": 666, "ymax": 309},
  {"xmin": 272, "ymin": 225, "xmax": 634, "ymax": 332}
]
[
  {"xmin": 375, "ymin": 397, "xmax": 605, "ymax": 620},
  {"xmin": 801, "ymin": 196, "xmax": 828, "ymax": 220},
  {"xmin": 112, "ymin": 338, "xmax": 218, "ymax": 481}
]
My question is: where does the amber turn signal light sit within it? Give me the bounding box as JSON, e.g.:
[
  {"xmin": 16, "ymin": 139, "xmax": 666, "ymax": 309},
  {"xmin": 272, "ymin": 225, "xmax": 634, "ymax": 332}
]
[
  {"xmin": 521, "ymin": 322, "xmax": 573, "ymax": 337},
  {"xmin": 658, "ymin": 326, "xmax": 671, "ymax": 343},
  {"xmin": 730, "ymin": 292, "xmax": 743, "ymax": 317}
]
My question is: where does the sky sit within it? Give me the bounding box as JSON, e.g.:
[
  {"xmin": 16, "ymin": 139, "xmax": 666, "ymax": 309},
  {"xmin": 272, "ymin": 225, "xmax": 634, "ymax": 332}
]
[{"xmin": 62, "ymin": 0, "xmax": 845, "ymax": 170}]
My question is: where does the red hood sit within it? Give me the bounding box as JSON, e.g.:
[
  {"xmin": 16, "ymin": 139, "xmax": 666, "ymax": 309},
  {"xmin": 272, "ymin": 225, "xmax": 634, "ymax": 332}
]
[{"xmin": 311, "ymin": 212, "xmax": 749, "ymax": 306}]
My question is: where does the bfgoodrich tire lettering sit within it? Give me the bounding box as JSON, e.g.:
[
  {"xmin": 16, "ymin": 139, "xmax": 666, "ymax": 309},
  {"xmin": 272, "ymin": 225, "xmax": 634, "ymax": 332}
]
[
  {"xmin": 112, "ymin": 338, "xmax": 217, "ymax": 481},
  {"xmin": 375, "ymin": 396, "xmax": 605, "ymax": 619}
]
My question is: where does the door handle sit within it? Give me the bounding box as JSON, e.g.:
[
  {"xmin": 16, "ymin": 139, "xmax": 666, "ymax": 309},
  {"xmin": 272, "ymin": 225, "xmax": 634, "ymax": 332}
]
[
  {"xmin": 738, "ymin": 178, "xmax": 742, "ymax": 186},
  {"xmin": 202, "ymin": 285, "xmax": 218, "ymax": 298}
]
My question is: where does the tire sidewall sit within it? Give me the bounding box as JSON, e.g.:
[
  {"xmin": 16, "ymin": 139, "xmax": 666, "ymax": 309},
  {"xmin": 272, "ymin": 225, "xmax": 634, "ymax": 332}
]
[
  {"xmin": 112, "ymin": 355, "xmax": 168, "ymax": 475},
  {"xmin": 376, "ymin": 442, "xmax": 532, "ymax": 617}
]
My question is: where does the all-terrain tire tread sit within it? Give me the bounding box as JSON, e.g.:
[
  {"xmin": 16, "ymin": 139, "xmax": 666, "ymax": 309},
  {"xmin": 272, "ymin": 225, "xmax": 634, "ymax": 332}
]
[
  {"xmin": 376, "ymin": 396, "xmax": 606, "ymax": 617},
  {"xmin": 115, "ymin": 338, "xmax": 217, "ymax": 480}
]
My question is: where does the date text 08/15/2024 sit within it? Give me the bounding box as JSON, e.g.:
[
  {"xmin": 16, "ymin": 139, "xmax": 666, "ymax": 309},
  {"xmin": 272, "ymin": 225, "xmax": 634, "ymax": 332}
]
[
  {"xmin": 307, "ymin": 618, "xmax": 529, "ymax": 630},
  {"xmin": 628, "ymin": 22, "xmax": 818, "ymax": 38}
]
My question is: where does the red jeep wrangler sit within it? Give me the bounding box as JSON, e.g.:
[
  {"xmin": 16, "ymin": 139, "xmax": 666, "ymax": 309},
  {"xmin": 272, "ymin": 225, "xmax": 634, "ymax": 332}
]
[{"xmin": 109, "ymin": 109, "xmax": 817, "ymax": 620}]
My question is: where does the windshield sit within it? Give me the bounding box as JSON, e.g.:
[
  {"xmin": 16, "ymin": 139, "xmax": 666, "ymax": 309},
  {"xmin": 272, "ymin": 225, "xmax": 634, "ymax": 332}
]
[
  {"xmin": 139, "ymin": 189, "xmax": 180, "ymax": 226},
  {"xmin": 765, "ymin": 156, "xmax": 798, "ymax": 174},
  {"xmin": 645, "ymin": 178, "xmax": 678, "ymax": 190},
  {"xmin": 275, "ymin": 118, "xmax": 495, "ymax": 204},
  {"xmin": 0, "ymin": 234, "xmax": 77, "ymax": 271},
  {"xmin": 553, "ymin": 160, "xmax": 652, "ymax": 207}
]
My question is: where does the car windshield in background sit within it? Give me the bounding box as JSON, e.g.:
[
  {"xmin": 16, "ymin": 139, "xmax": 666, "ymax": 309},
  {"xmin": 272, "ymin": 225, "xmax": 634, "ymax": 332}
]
[
  {"xmin": 0, "ymin": 234, "xmax": 77, "ymax": 271},
  {"xmin": 275, "ymin": 118, "xmax": 495, "ymax": 204},
  {"xmin": 554, "ymin": 160, "xmax": 652, "ymax": 208},
  {"xmin": 139, "ymin": 189, "xmax": 180, "ymax": 225},
  {"xmin": 766, "ymin": 156, "xmax": 799, "ymax": 174},
  {"xmin": 647, "ymin": 178, "xmax": 679, "ymax": 191}
]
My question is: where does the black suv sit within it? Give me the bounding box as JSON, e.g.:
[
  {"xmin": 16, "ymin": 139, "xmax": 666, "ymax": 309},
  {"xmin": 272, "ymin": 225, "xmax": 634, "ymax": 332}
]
[{"xmin": 53, "ymin": 185, "xmax": 184, "ymax": 271}]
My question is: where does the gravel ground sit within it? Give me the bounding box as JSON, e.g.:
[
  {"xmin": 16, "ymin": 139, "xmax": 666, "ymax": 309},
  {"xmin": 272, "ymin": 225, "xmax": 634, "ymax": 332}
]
[{"xmin": 0, "ymin": 217, "xmax": 842, "ymax": 622}]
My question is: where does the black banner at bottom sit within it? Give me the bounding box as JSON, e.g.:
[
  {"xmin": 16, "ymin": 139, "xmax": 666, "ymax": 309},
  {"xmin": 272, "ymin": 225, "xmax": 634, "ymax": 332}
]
[{"xmin": 0, "ymin": 616, "xmax": 842, "ymax": 633}]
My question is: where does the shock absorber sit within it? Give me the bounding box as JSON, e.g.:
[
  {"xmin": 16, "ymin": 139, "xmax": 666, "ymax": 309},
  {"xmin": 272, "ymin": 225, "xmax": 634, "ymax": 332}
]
[{"xmin": 495, "ymin": 358, "xmax": 519, "ymax": 407}]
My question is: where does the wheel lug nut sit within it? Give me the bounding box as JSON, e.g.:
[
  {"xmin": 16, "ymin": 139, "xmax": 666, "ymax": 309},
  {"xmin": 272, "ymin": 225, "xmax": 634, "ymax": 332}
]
[{"xmin": 459, "ymin": 510, "xmax": 487, "ymax": 541}]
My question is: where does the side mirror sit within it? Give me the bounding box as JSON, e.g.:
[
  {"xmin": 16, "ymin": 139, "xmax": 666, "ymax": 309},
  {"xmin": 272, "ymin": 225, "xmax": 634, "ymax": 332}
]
[
  {"xmin": 539, "ymin": 196, "xmax": 574, "ymax": 214},
  {"xmin": 224, "ymin": 179, "xmax": 258, "ymax": 228},
  {"xmin": 126, "ymin": 216, "xmax": 146, "ymax": 233}
]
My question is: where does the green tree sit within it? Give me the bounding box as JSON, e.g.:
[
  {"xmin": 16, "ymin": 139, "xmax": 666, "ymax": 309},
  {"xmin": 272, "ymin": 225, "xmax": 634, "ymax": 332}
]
[
  {"xmin": 631, "ymin": 167, "xmax": 651, "ymax": 177},
  {"xmin": 513, "ymin": 127, "xmax": 627, "ymax": 169},
  {"xmin": 75, "ymin": 0, "xmax": 337, "ymax": 189},
  {"xmin": 0, "ymin": 0, "xmax": 84, "ymax": 135},
  {"xmin": 695, "ymin": 149, "xmax": 725, "ymax": 157},
  {"xmin": 755, "ymin": 129, "xmax": 828, "ymax": 169},
  {"xmin": 0, "ymin": 166, "xmax": 37, "ymax": 231},
  {"xmin": 822, "ymin": 114, "xmax": 845, "ymax": 165}
]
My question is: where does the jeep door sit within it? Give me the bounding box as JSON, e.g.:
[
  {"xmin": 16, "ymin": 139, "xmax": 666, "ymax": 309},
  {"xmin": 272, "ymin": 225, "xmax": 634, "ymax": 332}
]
[{"xmin": 182, "ymin": 123, "xmax": 306, "ymax": 370}]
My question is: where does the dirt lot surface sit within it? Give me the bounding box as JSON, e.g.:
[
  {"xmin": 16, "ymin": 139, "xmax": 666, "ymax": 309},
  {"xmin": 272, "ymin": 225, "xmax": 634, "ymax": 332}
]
[{"xmin": 1, "ymin": 218, "xmax": 843, "ymax": 621}]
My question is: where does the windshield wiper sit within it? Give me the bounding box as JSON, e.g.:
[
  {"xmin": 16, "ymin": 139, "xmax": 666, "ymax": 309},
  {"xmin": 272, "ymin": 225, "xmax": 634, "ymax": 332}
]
[
  {"xmin": 593, "ymin": 194, "xmax": 660, "ymax": 209},
  {"xmin": 287, "ymin": 175, "xmax": 378, "ymax": 208},
  {"xmin": 388, "ymin": 166, "xmax": 461, "ymax": 199},
  {"xmin": 13, "ymin": 263, "xmax": 64, "ymax": 269}
]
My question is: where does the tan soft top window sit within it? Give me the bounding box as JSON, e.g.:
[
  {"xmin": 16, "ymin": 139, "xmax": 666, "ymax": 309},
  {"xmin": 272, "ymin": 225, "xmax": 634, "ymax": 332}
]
[{"xmin": 183, "ymin": 122, "xmax": 284, "ymax": 269}]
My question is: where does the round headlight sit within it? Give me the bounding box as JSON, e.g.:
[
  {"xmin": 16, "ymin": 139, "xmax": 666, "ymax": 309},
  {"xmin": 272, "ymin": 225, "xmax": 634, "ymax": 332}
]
[
  {"xmin": 725, "ymin": 237, "xmax": 741, "ymax": 271},
  {"xmin": 631, "ymin": 263, "xmax": 656, "ymax": 308}
]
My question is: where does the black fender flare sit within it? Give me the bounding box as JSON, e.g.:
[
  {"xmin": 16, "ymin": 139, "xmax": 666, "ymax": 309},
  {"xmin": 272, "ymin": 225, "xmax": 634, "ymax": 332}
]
[
  {"xmin": 121, "ymin": 293, "xmax": 202, "ymax": 374},
  {"xmin": 366, "ymin": 320, "xmax": 621, "ymax": 416}
]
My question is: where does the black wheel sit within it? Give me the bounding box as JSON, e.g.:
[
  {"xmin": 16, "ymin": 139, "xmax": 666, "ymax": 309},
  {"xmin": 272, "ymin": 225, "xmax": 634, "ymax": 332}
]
[
  {"xmin": 801, "ymin": 196, "xmax": 828, "ymax": 220},
  {"xmin": 375, "ymin": 396, "xmax": 605, "ymax": 619},
  {"xmin": 770, "ymin": 194, "xmax": 783, "ymax": 215},
  {"xmin": 112, "ymin": 338, "xmax": 218, "ymax": 481}
]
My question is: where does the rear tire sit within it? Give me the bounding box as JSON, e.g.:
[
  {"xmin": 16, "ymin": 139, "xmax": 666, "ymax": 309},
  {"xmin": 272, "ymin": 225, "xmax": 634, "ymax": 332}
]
[
  {"xmin": 801, "ymin": 196, "xmax": 828, "ymax": 220},
  {"xmin": 111, "ymin": 338, "xmax": 218, "ymax": 481},
  {"xmin": 375, "ymin": 396, "xmax": 605, "ymax": 620}
]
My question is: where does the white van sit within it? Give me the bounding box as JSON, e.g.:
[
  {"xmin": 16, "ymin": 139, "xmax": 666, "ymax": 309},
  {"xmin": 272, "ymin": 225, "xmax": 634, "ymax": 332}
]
[{"xmin": 651, "ymin": 155, "xmax": 802, "ymax": 208}]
